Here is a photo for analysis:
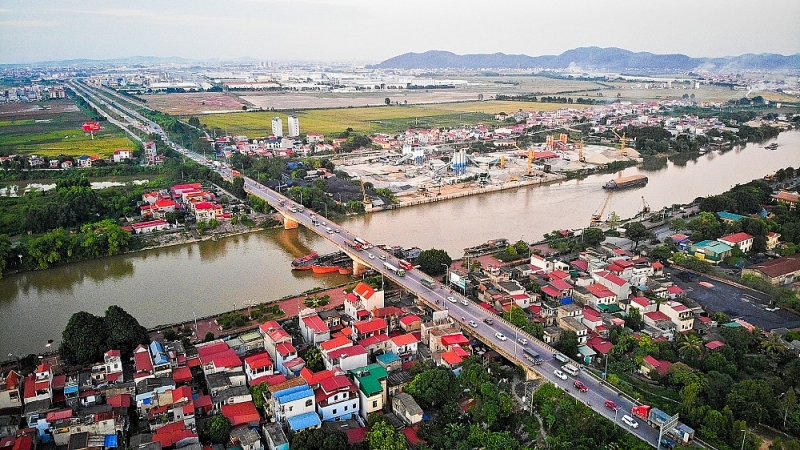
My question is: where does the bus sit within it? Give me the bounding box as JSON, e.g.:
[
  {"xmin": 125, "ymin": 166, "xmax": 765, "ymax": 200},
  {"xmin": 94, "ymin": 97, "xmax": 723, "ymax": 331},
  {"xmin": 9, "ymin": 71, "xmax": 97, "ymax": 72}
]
[
  {"xmin": 398, "ymin": 259, "xmax": 413, "ymax": 271},
  {"xmin": 420, "ymin": 278, "xmax": 435, "ymax": 289},
  {"xmin": 383, "ymin": 262, "xmax": 406, "ymax": 277},
  {"xmin": 523, "ymin": 348, "xmax": 542, "ymax": 365}
]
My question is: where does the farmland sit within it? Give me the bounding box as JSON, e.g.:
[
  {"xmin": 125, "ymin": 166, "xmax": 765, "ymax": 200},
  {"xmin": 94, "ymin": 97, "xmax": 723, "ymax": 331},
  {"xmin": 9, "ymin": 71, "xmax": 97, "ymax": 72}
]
[
  {"xmin": 0, "ymin": 99, "xmax": 136, "ymax": 158},
  {"xmin": 197, "ymin": 101, "xmax": 582, "ymax": 136}
]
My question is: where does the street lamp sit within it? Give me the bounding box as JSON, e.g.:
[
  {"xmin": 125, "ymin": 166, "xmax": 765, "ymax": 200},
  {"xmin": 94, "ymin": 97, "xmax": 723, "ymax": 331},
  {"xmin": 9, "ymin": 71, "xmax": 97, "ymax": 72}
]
[
  {"xmin": 740, "ymin": 429, "xmax": 748, "ymax": 450},
  {"xmin": 613, "ymin": 407, "xmax": 620, "ymax": 428}
]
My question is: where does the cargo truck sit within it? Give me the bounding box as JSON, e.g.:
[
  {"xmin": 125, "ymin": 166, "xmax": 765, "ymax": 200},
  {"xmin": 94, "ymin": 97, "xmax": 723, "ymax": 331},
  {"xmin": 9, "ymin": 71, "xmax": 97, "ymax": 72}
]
[
  {"xmin": 420, "ymin": 278, "xmax": 435, "ymax": 289},
  {"xmin": 383, "ymin": 262, "xmax": 406, "ymax": 277},
  {"xmin": 631, "ymin": 405, "xmax": 695, "ymax": 443}
]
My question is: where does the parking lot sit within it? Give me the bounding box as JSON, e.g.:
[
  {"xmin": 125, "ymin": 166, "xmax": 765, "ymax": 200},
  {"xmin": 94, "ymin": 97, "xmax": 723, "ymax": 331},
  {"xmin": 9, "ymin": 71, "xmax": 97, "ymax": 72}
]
[{"xmin": 666, "ymin": 268, "xmax": 800, "ymax": 330}]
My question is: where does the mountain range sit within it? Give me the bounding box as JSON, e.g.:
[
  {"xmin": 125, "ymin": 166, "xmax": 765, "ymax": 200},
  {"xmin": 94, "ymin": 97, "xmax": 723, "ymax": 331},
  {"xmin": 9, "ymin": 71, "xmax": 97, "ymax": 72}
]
[{"xmin": 368, "ymin": 47, "xmax": 800, "ymax": 72}]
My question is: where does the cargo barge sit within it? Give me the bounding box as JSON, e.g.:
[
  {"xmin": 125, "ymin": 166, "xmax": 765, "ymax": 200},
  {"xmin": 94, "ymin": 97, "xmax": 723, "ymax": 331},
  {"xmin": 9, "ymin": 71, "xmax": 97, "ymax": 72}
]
[
  {"xmin": 291, "ymin": 252, "xmax": 319, "ymax": 270},
  {"xmin": 603, "ymin": 174, "xmax": 648, "ymax": 190}
]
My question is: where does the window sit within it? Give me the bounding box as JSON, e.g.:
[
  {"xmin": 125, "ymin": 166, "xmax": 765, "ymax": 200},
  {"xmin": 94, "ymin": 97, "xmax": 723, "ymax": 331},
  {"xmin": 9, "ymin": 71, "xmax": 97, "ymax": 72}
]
[
  {"xmin": 288, "ymin": 406, "xmax": 293, "ymax": 412},
  {"xmin": 305, "ymin": 399, "xmax": 312, "ymax": 407},
  {"xmin": 344, "ymin": 405, "xmax": 348, "ymax": 411},
  {"xmin": 333, "ymin": 409, "xmax": 337, "ymax": 414},
  {"xmin": 372, "ymin": 400, "xmax": 378, "ymax": 408}
]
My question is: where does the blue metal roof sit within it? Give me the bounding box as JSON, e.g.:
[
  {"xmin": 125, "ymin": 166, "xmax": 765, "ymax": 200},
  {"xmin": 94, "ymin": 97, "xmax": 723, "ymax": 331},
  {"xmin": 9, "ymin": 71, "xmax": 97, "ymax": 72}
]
[
  {"xmin": 104, "ymin": 435, "xmax": 118, "ymax": 448},
  {"xmin": 276, "ymin": 388, "xmax": 313, "ymax": 404},
  {"xmin": 376, "ymin": 352, "xmax": 400, "ymax": 364},
  {"xmin": 287, "ymin": 412, "xmax": 321, "ymax": 431},
  {"xmin": 273, "ymin": 384, "xmax": 308, "ymax": 401}
]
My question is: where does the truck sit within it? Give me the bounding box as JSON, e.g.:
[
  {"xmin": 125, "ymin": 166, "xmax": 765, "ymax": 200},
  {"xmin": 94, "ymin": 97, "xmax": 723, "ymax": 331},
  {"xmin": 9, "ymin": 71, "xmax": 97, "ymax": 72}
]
[
  {"xmin": 383, "ymin": 262, "xmax": 406, "ymax": 277},
  {"xmin": 523, "ymin": 348, "xmax": 542, "ymax": 365},
  {"xmin": 344, "ymin": 239, "xmax": 362, "ymax": 251},
  {"xmin": 420, "ymin": 278, "xmax": 435, "ymax": 289},
  {"xmin": 632, "ymin": 405, "xmax": 695, "ymax": 444},
  {"xmin": 231, "ymin": 170, "xmax": 241, "ymax": 177},
  {"xmin": 398, "ymin": 259, "xmax": 413, "ymax": 271}
]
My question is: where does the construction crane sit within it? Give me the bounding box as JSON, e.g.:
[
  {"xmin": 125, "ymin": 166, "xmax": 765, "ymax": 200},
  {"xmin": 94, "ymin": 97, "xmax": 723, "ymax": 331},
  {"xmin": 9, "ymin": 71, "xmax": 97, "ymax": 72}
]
[
  {"xmin": 514, "ymin": 143, "xmax": 535, "ymax": 177},
  {"xmin": 641, "ymin": 196, "xmax": 651, "ymax": 214},
  {"xmin": 568, "ymin": 137, "xmax": 585, "ymax": 162},
  {"xmin": 591, "ymin": 191, "xmax": 613, "ymax": 226},
  {"xmin": 360, "ymin": 179, "xmax": 371, "ymax": 204},
  {"xmin": 611, "ymin": 130, "xmax": 627, "ymax": 156}
]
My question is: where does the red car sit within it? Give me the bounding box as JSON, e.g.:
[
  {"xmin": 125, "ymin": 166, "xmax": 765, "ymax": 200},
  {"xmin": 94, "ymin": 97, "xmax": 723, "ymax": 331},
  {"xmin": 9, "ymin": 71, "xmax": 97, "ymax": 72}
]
[
  {"xmin": 573, "ymin": 380, "xmax": 588, "ymax": 392},
  {"xmin": 604, "ymin": 400, "xmax": 619, "ymax": 411}
]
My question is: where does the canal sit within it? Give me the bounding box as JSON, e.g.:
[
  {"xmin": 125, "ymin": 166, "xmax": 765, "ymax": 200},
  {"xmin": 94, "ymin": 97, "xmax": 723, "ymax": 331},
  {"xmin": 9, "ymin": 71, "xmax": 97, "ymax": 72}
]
[{"xmin": 1, "ymin": 131, "xmax": 798, "ymax": 356}]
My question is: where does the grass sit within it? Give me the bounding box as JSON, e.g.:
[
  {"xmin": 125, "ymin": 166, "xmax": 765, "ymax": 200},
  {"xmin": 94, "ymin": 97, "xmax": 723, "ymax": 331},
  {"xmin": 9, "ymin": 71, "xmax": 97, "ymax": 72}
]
[
  {"xmin": 0, "ymin": 99, "xmax": 136, "ymax": 157},
  {"xmin": 196, "ymin": 100, "xmax": 587, "ymax": 136}
]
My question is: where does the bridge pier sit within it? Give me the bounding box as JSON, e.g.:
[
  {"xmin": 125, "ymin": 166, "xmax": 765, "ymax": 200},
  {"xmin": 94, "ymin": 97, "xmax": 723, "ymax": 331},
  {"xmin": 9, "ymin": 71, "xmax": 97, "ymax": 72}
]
[
  {"xmin": 282, "ymin": 213, "xmax": 299, "ymax": 229},
  {"xmin": 352, "ymin": 260, "xmax": 370, "ymax": 277}
]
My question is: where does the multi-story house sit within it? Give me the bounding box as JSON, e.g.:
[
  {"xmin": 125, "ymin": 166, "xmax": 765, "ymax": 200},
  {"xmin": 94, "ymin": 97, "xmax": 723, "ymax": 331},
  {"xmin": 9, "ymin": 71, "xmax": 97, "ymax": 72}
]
[
  {"xmin": 314, "ymin": 375, "xmax": 359, "ymax": 422},
  {"xmin": 260, "ymin": 321, "xmax": 293, "ymax": 361},
  {"xmin": 350, "ymin": 364, "xmax": 388, "ymax": 421},
  {"xmin": 660, "ymin": 300, "xmax": 694, "ymax": 332},
  {"xmin": 390, "ymin": 334, "xmax": 419, "ymax": 363},
  {"xmin": 584, "ymin": 283, "xmax": 618, "ymax": 311},
  {"xmin": 244, "ymin": 352, "xmax": 274, "ymax": 386},
  {"xmin": 718, "ymin": 232, "xmax": 755, "ymax": 254},
  {"xmin": 269, "ymin": 378, "xmax": 320, "ymax": 432},
  {"xmin": 593, "ymin": 270, "xmax": 631, "ymax": 301},
  {"xmin": 299, "ymin": 310, "xmax": 331, "ymax": 345},
  {"xmin": 0, "ymin": 370, "xmax": 22, "ymax": 409}
]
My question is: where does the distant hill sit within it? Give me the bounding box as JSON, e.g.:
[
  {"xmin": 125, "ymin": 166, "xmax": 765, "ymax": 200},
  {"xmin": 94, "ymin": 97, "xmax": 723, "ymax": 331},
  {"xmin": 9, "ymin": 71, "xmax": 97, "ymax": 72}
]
[{"xmin": 369, "ymin": 47, "xmax": 800, "ymax": 72}]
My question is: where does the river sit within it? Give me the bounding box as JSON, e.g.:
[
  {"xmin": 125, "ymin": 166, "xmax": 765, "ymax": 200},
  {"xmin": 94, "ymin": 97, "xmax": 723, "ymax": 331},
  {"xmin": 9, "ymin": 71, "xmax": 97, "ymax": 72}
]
[{"xmin": 1, "ymin": 131, "xmax": 798, "ymax": 356}]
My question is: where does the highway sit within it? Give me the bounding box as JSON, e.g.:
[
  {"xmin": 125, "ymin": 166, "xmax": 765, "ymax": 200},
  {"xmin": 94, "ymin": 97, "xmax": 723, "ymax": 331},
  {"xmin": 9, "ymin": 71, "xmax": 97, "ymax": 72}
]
[
  {"xmin": 72, "ymin": 81, "xmax": 676, "ymax": 448},
  {"xmin": 238, "ymin": 172, "xmax": 670, "ymax": 448}
]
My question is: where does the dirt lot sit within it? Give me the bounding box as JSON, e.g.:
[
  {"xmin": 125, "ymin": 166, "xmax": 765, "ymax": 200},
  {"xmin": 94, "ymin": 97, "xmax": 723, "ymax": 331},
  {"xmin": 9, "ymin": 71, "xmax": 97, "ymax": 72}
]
[{"xmin": 143, "ymin": 92, "xmax": 247, "ymax": 115}]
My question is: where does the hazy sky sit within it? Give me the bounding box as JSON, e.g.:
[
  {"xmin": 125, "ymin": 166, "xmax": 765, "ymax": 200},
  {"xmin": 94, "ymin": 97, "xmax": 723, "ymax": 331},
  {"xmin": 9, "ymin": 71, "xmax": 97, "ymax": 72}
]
[{"xmin": 1, "ymin": 0, "xmax": 799, "ymax": 64}]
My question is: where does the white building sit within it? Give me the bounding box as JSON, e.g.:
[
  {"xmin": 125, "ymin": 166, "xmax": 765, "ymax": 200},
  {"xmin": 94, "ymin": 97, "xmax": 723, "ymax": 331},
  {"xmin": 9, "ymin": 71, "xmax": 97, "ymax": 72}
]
[
  {"xmin": 660, "ymin": 300, "xmax": 694, "ymax": 332},
  {"xmin": 272, "ymin": 117, "xmax": 283, "ymax": 137},
  {"xmin": 314, "ymin": 375, "xmax": 359, "ymax": 422},
  {"xmin": 288, "ymin": 115, "xmax": 300, "ymax": 138}
]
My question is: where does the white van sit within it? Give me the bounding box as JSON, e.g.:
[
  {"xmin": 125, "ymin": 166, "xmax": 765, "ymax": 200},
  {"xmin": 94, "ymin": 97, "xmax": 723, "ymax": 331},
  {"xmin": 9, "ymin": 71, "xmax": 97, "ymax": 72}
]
[
  {"xmin": 325, "ymin": 227, "xmax": 333, "ymax": 234},
  {"xmin": 553, "ymin": 352, "xmax": 569, "ymax": 363},
  {"xmin": 561, "ymin": 364, "xmax": 579, "ymax": 377}
]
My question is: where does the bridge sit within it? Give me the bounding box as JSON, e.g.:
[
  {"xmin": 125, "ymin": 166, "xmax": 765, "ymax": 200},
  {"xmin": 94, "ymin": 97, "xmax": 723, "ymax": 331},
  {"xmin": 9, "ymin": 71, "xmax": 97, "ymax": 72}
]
[{"xmin": 157, "ymin": 141, "xmax": 686, "ymax": 448}]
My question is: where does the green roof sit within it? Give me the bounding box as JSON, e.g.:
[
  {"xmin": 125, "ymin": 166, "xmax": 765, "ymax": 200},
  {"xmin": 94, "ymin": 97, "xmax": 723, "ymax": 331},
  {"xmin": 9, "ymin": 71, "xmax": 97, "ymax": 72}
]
[
  {"xmin": 597, "ymin": 303, "xmax": 623, "ymax": 313},
  {"xmin": 350, "ymin": 363, "xmax": 387, "ymax": 397}
]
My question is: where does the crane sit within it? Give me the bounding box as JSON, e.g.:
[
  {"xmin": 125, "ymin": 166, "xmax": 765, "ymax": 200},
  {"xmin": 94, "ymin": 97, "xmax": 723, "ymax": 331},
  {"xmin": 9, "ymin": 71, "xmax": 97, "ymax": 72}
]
[
  {"xmin": 591, "ymin": 191, "xmax": 613, "ymax": 226},
  {"xmin": 568, "ymin": 136, "xmax": 585, "ymax": 162},
  {"xmin": 514, "ymin": 143, "xmax": 535, "ymax": 177},
  {"xmin": 360, "ymin": 179, "xmax": 371, "ymax": 204},
  {"xmin": 641, "ymin": 196, "xmax": 651, "ymax": 214},
  {"xmin": 611, "ymin": 130, "xmax": 627, "ymax": 156}
]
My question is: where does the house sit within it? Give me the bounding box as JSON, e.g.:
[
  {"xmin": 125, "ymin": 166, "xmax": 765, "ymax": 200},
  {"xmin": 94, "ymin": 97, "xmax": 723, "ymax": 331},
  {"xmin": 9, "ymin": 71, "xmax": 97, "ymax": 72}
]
[
  {"xmin": 351, "ymin": 318, "xmax": 388, "ymax": 341},
  {"xmin": 641, "ymin": 355, "xmax": 672, "ymax": 379},
  {"xmin": 0, "ymin": 370, "xmax": 22, "ymax": 409},
  {"xmin": 344, "ymin": 283, "xmax": 385, "ymax": 319},
  {"xmin": 23, "ymin": 363, "xmax": 53, "ymax": 405},
  {"xmin": 275, "ymin": 342, "xmax": 303, "ymax": 376},
  {"xmin": 90, "ymin": 349, "xmax": 123, "ymax": 384},
  {"xmin": 112, "ymin": 149, "xmax": 132, "ymax": 163},
  {"xmin": 766, "ymin": 232, "xmax": 781, "ymax": 250},
  {"xmin": 299, "ymin": 310, "xmax": 331, "ymax": 345},
  {"xmin": 349, "ymin": 364, "xmax": 388, "ymax": 421},
  {"xmin": 742, "ymin": 257, "xmax": 800, "ymax": 286},
  {"xmin": 628, "ymin": 296, "xmax": 656, "ymax": 314},
  {"xmin": 230, "ymin": 427, "xmax": 263, "ymax": 450},
  {"xmin": 268, "ymin": 378, "xmax": 316, "ymax": 426},
  {"xmin": 260, "ymin": 321, "xmax": 292, "ymax": 361},
  {"xmin": 131, "ymin": 219, "xmax": 169, "ymax": 234},
  {"xmin": 323, "ymin": 345, "xmax": 367, "ymax": 372},
  {"xmin": 660, "ymin": 300, "xmax": 694, "ymax": 332},
  {"xmin": 314, "ymin": 375, "xmax": 359, "ymax": 422},
  {"xmin": 593, "ymin": 270, "xmax": 631, "ymax": 300},
  {"xmin": 773, "ymin": 190, "xmax": 799, "ymax": 210},
  {"xmin": 243, "ymin": 352, "xmax": 274, "ymax": 386},
  {"xmin": 584, "ymin": 283, "xmax": 618, "ymax": 311},
  {"xmin": 390, "ymin": 334, "xmax": 419, "ymax": 363},
  {"xmin": 717, "ymin": 211, "xmax": 747, "ymax": 224},
  {"xmin": 262, "ymin": 422, "xmax": 289, "ymax": 450},
  {"xmin": 689, "ymin": 240, "xmax": 732, "ymax": 264},
  {"xmin": 221, "ymin": 401, "xmax": 261, "ymax": 428},
  {"xmin": 392, "ymin": 392, "xmax": 423, "ymax": 426},
  {"xmin": 718, "ymin": 232, "xmax": 754, "ymax": 253}
]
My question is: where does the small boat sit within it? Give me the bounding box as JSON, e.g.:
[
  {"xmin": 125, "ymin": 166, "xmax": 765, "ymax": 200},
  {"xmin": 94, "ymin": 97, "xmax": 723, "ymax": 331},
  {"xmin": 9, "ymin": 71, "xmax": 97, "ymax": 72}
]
[
  {"xmin": 338, "ymin": 266, "xmax": 353, "ymax": 275},
  {"xmin": 291, "ymin": 252, "xmax": 319, "ymax": 270},
  {"xmin": 765, "ymin": 143, "xmax": 779, "ymax": 150}
]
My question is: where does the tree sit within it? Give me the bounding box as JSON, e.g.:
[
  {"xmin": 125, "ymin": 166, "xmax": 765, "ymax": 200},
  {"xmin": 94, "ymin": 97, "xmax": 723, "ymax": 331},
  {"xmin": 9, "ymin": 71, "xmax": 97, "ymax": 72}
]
[
  {"xmin": 406, "ymin": 366, "xmax": 460, "ymax": 408},
  {"xmin": 367, "ymin": 419, "xmax": 406, "ymax": 450},
  {"xmin": 250, "ymin": 382, "xmax": 269, "ymax": 409},
  {"xmin": 557, "ymin": 330, "xmax": 579, "ymax": 360},
  {"xmin": 582, "ymin": 227, "xmax": 605, "ymax": 247},
  {"xmin": 762, "ymin": 333, "xmax": 787, "ymax": 358},
  {"xmin": 650, "ymin": 244, "xmax": 674, "ymax": 262},
  {"xmin": 625, "ymin": 222, "xmax": 650, "ymax": 250},
  {"xmin": 678, "ymin": 333, "xmax": 704, "ymax": 363},
  {"xmin": 205, "ymin": 415, "xmax": 231, "ymax": 444},
  {"xmin": 416, "ymin": 248, "xmax": 452, "ymax": 276},
  {"xmin": 59, "ymin": 311, "xmax": 108, "ymax": 366},
  {"xmin": 625, "ymin": 307, "xmax": 644, "ymax": 331},
  {"xmin": 303, "ymin": 346, "xmax": 325, "ymax": 372},
  {"xmin": 727, "ymin": 379, "xmax": 777, "ymax": 424},
  {"xmin": 104, "ymin": 305, "xmax": 148, "ymax": 357},
  {"xmin": 0, "ymin": 234, "xmax": 12, "ymax": 278},
  {"xmin": 290, "ymin": 427, "xmax": 350, "ymax": 450}
]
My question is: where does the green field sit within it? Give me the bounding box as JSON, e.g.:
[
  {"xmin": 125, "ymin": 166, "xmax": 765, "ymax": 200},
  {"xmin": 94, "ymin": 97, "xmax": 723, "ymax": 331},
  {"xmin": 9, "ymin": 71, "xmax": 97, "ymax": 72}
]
[
  {"xmin": 0, "ymin": 99, "xmax": 136, "ymax": 158},
  {"xmin": 197, "ymin": 100, "xmax": 582, "ymax": 136}
]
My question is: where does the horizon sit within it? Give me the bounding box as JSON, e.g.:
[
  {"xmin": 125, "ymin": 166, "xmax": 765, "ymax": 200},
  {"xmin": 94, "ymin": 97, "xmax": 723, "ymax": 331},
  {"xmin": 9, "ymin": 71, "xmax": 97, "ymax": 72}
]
[{"xmin": 1, "ymin": 0, "xmax": 799, "ymax": 65}]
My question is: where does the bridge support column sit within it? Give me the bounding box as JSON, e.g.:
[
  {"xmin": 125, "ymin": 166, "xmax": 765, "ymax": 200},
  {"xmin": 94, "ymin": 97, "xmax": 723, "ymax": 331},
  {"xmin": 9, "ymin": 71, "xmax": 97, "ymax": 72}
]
[
  {"xmin": 282, "ymin": 214, "xmax": 299, "ymax": 230},
  {"xmin": 352, "ymin": 260, "xmax": 370, "ymax": 277}
]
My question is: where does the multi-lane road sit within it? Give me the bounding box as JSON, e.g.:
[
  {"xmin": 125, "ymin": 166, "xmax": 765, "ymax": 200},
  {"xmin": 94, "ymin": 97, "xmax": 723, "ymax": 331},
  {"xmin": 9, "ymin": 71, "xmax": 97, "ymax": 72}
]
[{"xmin": 74, "ymin": 82, "xmax": 679, "ymax": 448}]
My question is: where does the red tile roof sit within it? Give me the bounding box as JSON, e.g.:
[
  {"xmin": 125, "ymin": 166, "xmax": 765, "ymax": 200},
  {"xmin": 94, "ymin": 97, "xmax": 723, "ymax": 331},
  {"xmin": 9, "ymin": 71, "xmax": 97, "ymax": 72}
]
[
  {"xmin": 746, "ymin": 257, "xmax": 800, "ymax": 278},
  {"xmin": 353, "ymin": 282, "xmax": 375, "ymax": 300},
  {"xmin": 586, "ymin": 283, "xmax": 615, "ymax": 298},
  {"xmin": 300, "ymin": 368, "xmax": 335, "ymax": 387},
  {"xmin": 587, "ymin": 336, "xmax": 613, "ymax": 355},
  {"xmin": 276, "ymin": 342, "xmax": 297, "ymax": 357},
  {"xmin": 244, "ymin": 352, "xmax": 273, "ymax": 371},
  {"xmin": 320, "ymin": 336, "xmax": 352, "ymax": 352},
  {"xmin": 172, "ymin": 366, "xmax": 193, "ymax": 384},
  {"xmin": 596, "ymin": 270, "xmax": 628, "ymax": 287},
  {"xmin": 541, "ymin": 286, "xmax": 561, "ymax": 298},
  {"xmin": 440, "ymin": 334, "xmax": 470, "ymax": 346},
  {"xmin": 550, "ymin": 279, "xmax": 572, "ymax": 291},
  {"xmin": 399, "ymin": 315, "xmax": 421, "ymax": 326},
  {"xmin": 441, "ymin": 351, "xmax": 463, "ymax": 365},
  {"xmin": 631, "ymin": 296, "xmax": 650, "ymax": 307},
  {"xmin": 221, "ymin": 402, "xmax": 261, "ymax": 427},
  {"xmin": 359, "ymin": 334, "xmax": 390, "ymax": 347},
  {"xmin": 391, "ymin": 333, "xmax": 419, "ymax": 346},
  {"xmin": 302, "ymin": 315, "xmax": 330, "ymax": 334},
  {"xmin": 644, "ymin": 311, "xmax": 671, "ymax": 322},
  {"xmin": 548, "ymin": 269, "xmax": 571, "ymax": 280},
  {"xmin": 705, "ymin": 340, "xmax": 725, "ymax": 350},
  {"xmin": 719, "ymin": 232, "xmax": 753, "ymax": 244},
  {"xmin": 354, "ymin": 318, "xmax": 387, "ymax": 335}
]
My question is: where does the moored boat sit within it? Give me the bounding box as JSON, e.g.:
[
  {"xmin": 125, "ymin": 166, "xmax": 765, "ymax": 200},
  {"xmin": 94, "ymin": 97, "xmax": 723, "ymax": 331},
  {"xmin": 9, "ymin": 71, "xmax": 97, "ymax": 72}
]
[{"xmin": 291, "ymin": 252, "xmax": 318, "ymax": 270}]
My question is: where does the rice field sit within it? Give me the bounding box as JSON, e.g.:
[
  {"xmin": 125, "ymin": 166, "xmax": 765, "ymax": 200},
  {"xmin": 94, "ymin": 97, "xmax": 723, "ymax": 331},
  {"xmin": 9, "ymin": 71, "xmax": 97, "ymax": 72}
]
[
  {"xmin": 0, "ymin": 99, "xmax": 135, "ymax": 157},
  {"xmin": 197, "ymin": 100, "xmax": 585, "ymax": 136}
]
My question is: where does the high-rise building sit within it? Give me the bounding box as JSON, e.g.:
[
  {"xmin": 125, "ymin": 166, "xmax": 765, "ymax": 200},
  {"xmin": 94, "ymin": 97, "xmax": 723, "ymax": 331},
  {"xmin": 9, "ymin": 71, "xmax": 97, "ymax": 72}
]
[
  {"xmin": 271, "ymin": 117, "xmax": 283, "ymax": 137},
  {"xmin": 288, "ymin": 115, "xmax": 300, "ymax": 138}
]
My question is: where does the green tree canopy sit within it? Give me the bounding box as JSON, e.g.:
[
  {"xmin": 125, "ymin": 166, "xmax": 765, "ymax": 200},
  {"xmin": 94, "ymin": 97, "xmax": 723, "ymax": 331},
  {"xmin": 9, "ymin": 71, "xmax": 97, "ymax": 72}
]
[
  {"xmin": 104, "ymin": 305, "xmax": 149, "ymax": 358},
  {"xmin": 59, "ymin": 305, "xmax": 148, "ymax": 367},
  {"xmin": 367, "ymin": 419, "xmax": 407, "ymax": 450},
  {"xmin": 406, "ymin": 365, "xmax": 460, "ymax": 408},
  {"xmin": 417, "ymin": 248, "xmax": 453, "ymax": 276},
  {"xmin": 205, "ymin": 415, "xmax": 231, "ymax": 444},
  {"xmin": 624, "ymin": 222, "xmax": 651, "ymax": 250},
  {"xmin": 290, "ymin": 427, "xmax": 350, "ymax": 450}
]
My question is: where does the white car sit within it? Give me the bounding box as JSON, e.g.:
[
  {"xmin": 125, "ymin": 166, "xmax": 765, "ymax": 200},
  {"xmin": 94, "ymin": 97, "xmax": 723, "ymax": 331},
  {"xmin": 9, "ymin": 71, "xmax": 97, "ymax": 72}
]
[
  {"xmin": 460, "ymin": 299, "xmax": 469, "ymax": 306},
  {"xmin": 447, "ymin": 296, "xmax": 457, "ymax": 303},
  {"xmin": 379, "ymin": 254, "xmax": 387, "ymax": 260},
  {"xmin": 334, "ymin": 229, "xmax": 340, "ymax": 233},
  {"xmin": 468, "ymin": 320, "xmax": 478, "ymax": 328},
  {"xmin": 368, "ymin": 253, "xmax": 375, "ymax": 259},
  {"xmin": 495, "ymin": 332, "xmax": 507, "ymax": 341},
  {"xmin": 553, "ymin": 369, "xmax": 568, "ymax": 380},
  {"xmin": 621, "ymin": 415, "xmax": 639, "ymax": 429},
  {"xmin": 517, "ymin": 337, "xmax": 528, "ymax": 345}
]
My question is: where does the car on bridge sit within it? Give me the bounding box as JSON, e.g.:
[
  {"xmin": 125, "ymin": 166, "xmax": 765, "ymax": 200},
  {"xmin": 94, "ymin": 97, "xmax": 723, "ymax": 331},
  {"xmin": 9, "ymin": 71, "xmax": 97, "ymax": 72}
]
[
  {"xmin": 573, "ymin": 380, "xmax": 588, "ymax": 392},
  {"xmin": 604, "ymin": 400, "xmax": 619, "ymax": 411},
  {"xmin": 553, "ymin": 369, "xmax": 568, "ymax": 380},
  {"xmin": 460, "ymin": 299, "xmax": 469, "ymax": 306},
  {"xmin": 517, "ymin": 337, "xmax": 528, "ymax": 345},
  {"xmin": 621, "ymin": 415, "xmax": 639, "ymax": 428},
  {"xmin": 468, "ymin": 320, "xmax": 478, "ymax": 328},
  {"xmin": 495, "ymin": 332, "xmax": 507, "ymax": 341},
  {"xmin": 483, "ymin": 318, "xmax": 494, "ymax": 325},
  {"xmin": 447, "ymin": 296, "xmax": 457, "ymax": 303}
]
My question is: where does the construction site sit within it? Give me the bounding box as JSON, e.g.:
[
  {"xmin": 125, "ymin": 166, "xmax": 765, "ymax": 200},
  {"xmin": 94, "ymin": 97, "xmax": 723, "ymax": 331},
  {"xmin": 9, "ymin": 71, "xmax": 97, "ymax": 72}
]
[{"xmin": 332, "ymin": 133, "xmax": 642, "ymax": 209}]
